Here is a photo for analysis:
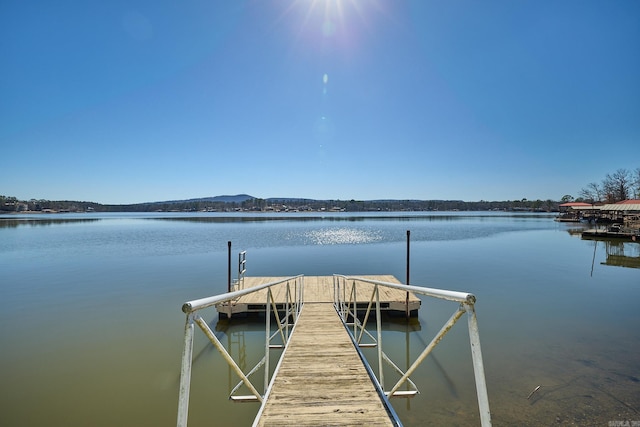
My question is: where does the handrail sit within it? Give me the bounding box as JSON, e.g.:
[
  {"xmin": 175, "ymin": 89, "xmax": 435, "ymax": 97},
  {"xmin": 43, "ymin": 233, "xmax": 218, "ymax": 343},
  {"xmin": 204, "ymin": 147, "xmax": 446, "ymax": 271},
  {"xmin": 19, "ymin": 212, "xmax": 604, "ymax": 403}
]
[
  {"xmin": 177, "ymin": 275, "xmax": 304, "ymax": 427},
  {"xmin": 238, "ymin": 251, "xmax": 246, "ymax": 288},
  {"xmin": 337, "ymin": 275, "xmax": 476, "ymax": 304},
  {"xmin": 182, "ymin": 274, "xmax": 304, "ymax": 313},
  {"xmin": 333, "ymin": 275, "xmax": 491, "ymax": 427}
]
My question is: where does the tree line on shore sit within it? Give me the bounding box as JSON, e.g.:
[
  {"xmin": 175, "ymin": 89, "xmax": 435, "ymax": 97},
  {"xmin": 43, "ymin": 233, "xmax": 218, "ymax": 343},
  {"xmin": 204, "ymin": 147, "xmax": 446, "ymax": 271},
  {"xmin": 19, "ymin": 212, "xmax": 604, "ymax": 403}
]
[
  {"xmin": 0, "ymin": 195, "xmax": 560, "ymax": 213},
  {"xmin": 572, "ymin": 167, "xmax": 640, "ymax": 204}
]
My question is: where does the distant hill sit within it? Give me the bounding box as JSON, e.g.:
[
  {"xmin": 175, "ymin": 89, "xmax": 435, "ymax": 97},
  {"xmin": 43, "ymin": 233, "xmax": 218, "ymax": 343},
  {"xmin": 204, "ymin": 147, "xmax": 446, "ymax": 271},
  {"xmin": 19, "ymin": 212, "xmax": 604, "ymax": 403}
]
[
  {"xmin": 266, "ymin": 197, "xmax": 317, "ymax": 203},
  {"xmin": 156, "ymin": 195, "xmax": 464, "ymax": 205},
  {"xmin": 158, "ymin": 194, "xmax": 254, "ymax": 204}
]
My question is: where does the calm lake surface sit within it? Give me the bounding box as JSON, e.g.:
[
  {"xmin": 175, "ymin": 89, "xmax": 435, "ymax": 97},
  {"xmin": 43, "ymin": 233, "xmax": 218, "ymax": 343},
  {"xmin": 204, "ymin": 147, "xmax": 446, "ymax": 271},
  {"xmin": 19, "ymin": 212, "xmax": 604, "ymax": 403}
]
[{"xmin": 1, "ymin": 212, "xmax": 638, "ymax": 426}]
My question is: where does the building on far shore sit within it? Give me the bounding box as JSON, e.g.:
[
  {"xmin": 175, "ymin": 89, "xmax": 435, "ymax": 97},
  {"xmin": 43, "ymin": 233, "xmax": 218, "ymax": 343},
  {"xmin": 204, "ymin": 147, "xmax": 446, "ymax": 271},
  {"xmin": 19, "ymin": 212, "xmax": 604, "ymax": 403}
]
[{"xmin": 557, "ymin": 200, "xmax": 640, "ymax": 230}]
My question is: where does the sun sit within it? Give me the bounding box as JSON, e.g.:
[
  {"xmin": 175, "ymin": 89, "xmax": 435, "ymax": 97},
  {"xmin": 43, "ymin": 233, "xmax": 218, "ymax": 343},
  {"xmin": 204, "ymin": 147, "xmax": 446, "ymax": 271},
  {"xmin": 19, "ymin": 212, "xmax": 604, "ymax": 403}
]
[{"xmin": 280, "ymin": 0, "xmax": 386, "ymax": 49}]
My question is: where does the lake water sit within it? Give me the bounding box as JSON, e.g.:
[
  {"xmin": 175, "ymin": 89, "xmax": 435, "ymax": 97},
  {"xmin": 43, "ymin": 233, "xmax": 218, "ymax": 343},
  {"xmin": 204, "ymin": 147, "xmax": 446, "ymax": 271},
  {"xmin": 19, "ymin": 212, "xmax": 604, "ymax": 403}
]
[{"xmin": 0, "ymin": 212, "xmax": 638, "ymax": 426}]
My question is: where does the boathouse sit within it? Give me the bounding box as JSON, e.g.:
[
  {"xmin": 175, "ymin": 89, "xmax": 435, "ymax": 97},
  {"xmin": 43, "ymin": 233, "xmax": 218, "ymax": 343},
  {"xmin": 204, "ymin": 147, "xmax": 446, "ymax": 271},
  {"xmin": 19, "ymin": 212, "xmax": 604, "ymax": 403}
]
[
  {"xmin": 600, "ymin": 200, "xmax": 640, "ymax": 230},
  {"xmin": 555, "ymin": 202, "xmax": 599, "ymax": 222},
  {"xmin": 581, "ymin": 200, "xmax": 640, "ymax": 240}
]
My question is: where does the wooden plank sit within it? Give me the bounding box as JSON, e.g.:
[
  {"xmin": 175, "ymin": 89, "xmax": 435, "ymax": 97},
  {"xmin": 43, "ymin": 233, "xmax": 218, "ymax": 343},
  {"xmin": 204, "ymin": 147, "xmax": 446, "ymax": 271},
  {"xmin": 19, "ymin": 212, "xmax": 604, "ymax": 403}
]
[
  {"xmin": 256, "ymin": 303, "xmax": 395, "ymax": 426},
  {"xmin": 301, "ymin": 276, "xmax": 334, "ymax": 303}
]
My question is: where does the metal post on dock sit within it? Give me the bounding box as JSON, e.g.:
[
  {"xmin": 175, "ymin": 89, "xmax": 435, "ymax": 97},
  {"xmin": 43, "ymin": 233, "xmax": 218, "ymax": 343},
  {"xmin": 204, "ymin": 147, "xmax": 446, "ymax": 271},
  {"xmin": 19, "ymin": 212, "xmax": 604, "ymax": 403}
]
[
  {"xmin": 227, "ymin": 241, "xmax": 232, "ymax": 293},
  {"xmin": 406, "ymin": 230, "xmax": 410, "ymax": 319}
]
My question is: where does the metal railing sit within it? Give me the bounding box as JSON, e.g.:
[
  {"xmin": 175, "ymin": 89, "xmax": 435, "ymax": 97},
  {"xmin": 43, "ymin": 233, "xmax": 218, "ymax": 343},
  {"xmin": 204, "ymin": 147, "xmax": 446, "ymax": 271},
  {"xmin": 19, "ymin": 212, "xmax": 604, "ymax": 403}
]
[
  {"xmin": 176, "ymin": 275, "xmax": 304, "ymax": 427},
  {"xmin": 333, "ymin": 275, "xmax": 492, "ymax": 427},
  {"xmin": 237, "ymin": 250, "xmax": 247, "ymax": 288}
]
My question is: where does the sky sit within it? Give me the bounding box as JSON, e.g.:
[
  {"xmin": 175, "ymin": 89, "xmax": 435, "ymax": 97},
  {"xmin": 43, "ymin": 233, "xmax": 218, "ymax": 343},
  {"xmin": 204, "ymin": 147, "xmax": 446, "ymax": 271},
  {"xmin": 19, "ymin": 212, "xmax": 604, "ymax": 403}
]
[{"xmin": 1, "ymin": 0, "xmax": 639, "ymax": 204}]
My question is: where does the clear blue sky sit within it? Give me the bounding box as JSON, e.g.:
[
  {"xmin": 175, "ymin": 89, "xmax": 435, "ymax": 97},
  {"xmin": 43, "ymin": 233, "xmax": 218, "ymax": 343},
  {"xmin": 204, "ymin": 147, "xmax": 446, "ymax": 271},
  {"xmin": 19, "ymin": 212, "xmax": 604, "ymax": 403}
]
[{"xmin": 2, "ymin": 0, "xmax": 639, "ymax": 204}]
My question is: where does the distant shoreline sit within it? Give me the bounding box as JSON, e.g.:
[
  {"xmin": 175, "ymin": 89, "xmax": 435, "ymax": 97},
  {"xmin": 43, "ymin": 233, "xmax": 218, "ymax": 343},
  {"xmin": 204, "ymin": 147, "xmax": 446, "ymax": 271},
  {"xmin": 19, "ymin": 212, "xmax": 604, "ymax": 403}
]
[
  {"xmin": 1, "ymin": 194, "xmax": 562, "ymax": 214},
  {"xmin": 1, "ymin": 208, "xmax": 558, "ymax": 216}
]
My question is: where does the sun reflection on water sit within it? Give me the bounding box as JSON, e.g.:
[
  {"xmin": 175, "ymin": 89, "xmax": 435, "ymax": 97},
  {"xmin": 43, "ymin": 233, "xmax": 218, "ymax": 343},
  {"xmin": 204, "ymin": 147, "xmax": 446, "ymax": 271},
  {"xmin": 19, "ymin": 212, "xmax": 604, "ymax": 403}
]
[{"xmin": 304, "ymin": 227, "xmax": 382, "ymax": 244}]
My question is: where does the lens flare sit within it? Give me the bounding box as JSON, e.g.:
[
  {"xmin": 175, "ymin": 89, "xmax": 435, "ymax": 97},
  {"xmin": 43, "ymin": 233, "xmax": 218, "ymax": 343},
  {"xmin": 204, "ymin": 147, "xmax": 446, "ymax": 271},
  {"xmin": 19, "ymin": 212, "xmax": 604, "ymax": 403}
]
[{"xmin": 280, "ymin": 0, "xmax": 387, "ymax": 51}]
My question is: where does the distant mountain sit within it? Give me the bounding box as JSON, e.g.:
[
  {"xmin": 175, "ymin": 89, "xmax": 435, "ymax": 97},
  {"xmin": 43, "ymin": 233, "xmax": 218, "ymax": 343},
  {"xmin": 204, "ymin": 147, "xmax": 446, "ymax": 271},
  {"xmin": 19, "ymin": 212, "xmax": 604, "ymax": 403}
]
[
  {"xmin": 155, "ymin": 195, "xmax": 464, "ymax": 205},
  {"xmin": 266, "ymin": 197, "xmax": 317, "ymax": 203},
  {"xmin": 368, "ymin": 199, "xmax": 462, "ymax": 203},
  {"xmin": 158, "ymin": 194, "xmax": 255, "ymax": 204}
]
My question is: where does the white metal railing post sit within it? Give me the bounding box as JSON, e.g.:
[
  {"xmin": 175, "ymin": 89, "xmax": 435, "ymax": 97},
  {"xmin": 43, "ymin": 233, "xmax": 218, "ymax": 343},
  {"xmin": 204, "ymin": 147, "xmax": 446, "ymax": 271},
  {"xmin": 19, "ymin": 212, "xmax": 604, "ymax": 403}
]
[
  {"xmin": 265, "ymin": 289, "xmax": 271, "ymax": 394},
  {"xmin": 176, "ymin": 313, "xmax": 195, "ymax": 427},
  {"xmin": 299, "ymin": 276, "xmax": 303, "ymax": 314},
  {"xmin": 333, "ymin": 275, "xmax": 337, "ymax": 307},
  {"xmin": 465, "ymin": 303, "xmax": 492, "ymax": 427},
  {"xmin": 238, "ymin": 251, "xmax": 246, "ymax": 288},
  {"xmin": 335, "ymin": 276, "xmax": 340, "ymax": 314},
  {"xmin": 342, "ymin": 278, "xmax": 347, "ymax": 317},
  {"xmin": 339, "ymin": 276, "xmax": 343, "ymax": 315},
  {"xmin": 285, "ymin": 281, "xmax": 290, "ymax": 340},
  {"xmin": 340, "ymin": 276, "xmax": 344, "ymax": 317},
  {"xmin": 336, "ymin": 275, "xmax": 343, "ymax": 317},
  {"xmin": 295, "ymin": 278, "xmax": 299, "ymax": 322},
  {"xmin": 375, "ymin": 284, "xmax": 384, "ymax": 390},
  {"xmin": 353, "ymin": 281, "xmax": 357, "ymax": 336}
]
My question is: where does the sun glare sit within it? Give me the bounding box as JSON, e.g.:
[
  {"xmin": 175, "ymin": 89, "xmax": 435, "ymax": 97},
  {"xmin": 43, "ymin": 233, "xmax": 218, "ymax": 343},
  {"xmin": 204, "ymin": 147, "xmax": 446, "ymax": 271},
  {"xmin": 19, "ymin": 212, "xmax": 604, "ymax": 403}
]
[{"xmin": 282, "ymin": 0, "xmax": 384, "ymax": 48}]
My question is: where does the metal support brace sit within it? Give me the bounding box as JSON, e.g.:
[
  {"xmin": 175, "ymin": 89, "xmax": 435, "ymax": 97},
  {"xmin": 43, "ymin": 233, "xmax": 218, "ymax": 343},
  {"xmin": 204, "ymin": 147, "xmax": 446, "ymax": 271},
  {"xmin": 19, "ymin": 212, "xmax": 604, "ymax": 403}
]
[
  {"xmin": 176, "ymin": 314, "xmax": 195, "ymax": 427},
  {"xmin": 268, "ymin": 289, "xmax": 287, "ymax": 345},
  {"xmin": 388, "ymin": 306, "xmax": 465, "ymax": 396},
  {"xmin": 465, "ymin": 304, "xmax": 492, "ymax": 427},
  {"xmin": 357, "ymin": 289, "xmax": 376, "ymax": 344},
  {"xmin": 195, "ymin": 316, "xmax": 263, "ymax": 403}
]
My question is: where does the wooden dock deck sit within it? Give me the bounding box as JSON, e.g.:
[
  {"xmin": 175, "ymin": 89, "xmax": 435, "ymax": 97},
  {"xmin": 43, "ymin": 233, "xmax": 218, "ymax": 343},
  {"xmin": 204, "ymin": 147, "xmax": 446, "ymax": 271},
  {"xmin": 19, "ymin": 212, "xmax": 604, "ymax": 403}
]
[
  {"xmin": 255, "ymin": 302, "xmax": 397, "ymax": 426},
  {"xmin": 217, "ymin": 275, "xmax": 421, "ymax": 318}
]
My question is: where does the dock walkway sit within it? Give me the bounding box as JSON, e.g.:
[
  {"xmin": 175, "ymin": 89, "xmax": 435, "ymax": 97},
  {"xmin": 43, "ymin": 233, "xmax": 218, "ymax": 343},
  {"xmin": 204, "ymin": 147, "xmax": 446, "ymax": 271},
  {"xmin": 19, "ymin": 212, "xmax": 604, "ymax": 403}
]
[
  {"xmin": 226, "ymin": 275, "xmax": 412, "ymax": 425},
  {"xmin": 255, "ymin": 302, "xmax": 396, "ymax": 426}
]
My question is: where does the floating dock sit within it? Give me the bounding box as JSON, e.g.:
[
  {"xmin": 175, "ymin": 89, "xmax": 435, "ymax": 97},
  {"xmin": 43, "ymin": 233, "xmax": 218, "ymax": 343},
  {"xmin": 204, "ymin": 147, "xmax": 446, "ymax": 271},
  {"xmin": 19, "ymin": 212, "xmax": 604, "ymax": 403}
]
[
  {"xmin": 582, "ymin": 227, "xmax": 640, "ymax": 241},
  {"xmin": 216, "ymin": 275, "xmax": 421, "ymax": 319}
]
